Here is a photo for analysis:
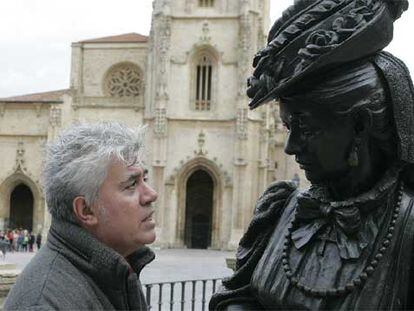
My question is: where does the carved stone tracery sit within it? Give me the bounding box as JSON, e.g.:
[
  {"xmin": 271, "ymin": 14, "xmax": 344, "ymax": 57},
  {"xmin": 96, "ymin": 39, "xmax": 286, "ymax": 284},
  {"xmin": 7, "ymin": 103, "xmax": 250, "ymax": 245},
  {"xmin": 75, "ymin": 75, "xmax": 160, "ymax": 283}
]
[
  {"xmin": 194, "ymin": 130, "xmax": 208, "ymax": 156},
  {"xmin": 154, "ymin": 108, "xmax": 167, "ymax": 137},
  {"xmin": 166, "ymin": 155, "xmax": 232, "ymax": 188},
  {"xmin": 49, "ymin": 106, "xmax": 62, "ymax": 127},
  {"xmin": 238, "ymin": 6, "xmax": 252, "ymax": 97},
  {"xmin": 200, "ymin": 21, "xmax": 211, "ymax": 43},
  {"xmin": 259, "ymin": 111, "xmax": 270, "ymax": 142},
  {"xmin": 104, "ymin": 63, "xmax": 143, "ymax": 98},
  {"xmin": 14, "ymin": 141, "xmax": 27, "ymax": 173},
  {"xmin": 237, "ymin": 108, "xmax": 248, "ymax": 140},
  {"xmin": 155, "ymin": 14, "xmax": 171, "ymax": 100}
]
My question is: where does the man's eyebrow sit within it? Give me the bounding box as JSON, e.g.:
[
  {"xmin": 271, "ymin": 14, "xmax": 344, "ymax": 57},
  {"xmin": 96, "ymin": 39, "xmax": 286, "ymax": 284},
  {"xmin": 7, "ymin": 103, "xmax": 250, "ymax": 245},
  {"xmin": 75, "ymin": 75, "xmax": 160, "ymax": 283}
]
[
  {"xmin": 120, "ymin": 173, "xmax": 141, "ymax": 186},
  {"xmin": 120, "ymin": 169, "xmax": 148, "ymax": 186}
]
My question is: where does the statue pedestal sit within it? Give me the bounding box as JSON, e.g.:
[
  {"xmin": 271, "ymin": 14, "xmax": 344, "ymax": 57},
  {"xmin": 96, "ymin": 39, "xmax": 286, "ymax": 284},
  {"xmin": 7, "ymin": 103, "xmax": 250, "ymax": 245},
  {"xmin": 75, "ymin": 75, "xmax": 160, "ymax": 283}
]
[
  {"xmin": 226, "ymin": 257, "xmax": 236, "ymax": 271},
  {"xmin": 0, "ymin": 263, "xmax": 20, "ymax": 306},
  {"xmin": 228, "ymin": 229, "xmax": 243, "ymax": 250}
]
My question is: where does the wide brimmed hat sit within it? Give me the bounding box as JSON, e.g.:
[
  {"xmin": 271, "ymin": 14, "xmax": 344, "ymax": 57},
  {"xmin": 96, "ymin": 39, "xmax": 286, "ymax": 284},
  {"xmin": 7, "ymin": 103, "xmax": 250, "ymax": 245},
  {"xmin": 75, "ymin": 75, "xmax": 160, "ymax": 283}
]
[{"xmin": 247, "ymin": 0, "xmax": 408, "ymax": 109}]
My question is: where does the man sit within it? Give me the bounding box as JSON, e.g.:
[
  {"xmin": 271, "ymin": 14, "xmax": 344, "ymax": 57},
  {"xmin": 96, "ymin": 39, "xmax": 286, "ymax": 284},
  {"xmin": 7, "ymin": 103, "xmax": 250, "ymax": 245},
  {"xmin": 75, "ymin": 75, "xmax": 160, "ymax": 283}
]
[{"xmin": 5, "ymin": 122, "xmax": 157, "ymax": 310}]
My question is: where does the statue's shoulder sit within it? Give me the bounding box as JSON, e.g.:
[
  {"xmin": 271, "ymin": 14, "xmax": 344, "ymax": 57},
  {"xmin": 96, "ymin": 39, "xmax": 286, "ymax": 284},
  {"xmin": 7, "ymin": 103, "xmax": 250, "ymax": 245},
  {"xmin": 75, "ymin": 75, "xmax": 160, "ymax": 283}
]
[
  {"xmin": 253, "ymin": 180, "xmax": 298, "ymax": 215},
  {"xmin": 236, "ymin": 181, "xmax": 298, "ymax": 262},
  {"xmin": 210, "ymin": 181, "xmax": 298, "ymax": 310}
]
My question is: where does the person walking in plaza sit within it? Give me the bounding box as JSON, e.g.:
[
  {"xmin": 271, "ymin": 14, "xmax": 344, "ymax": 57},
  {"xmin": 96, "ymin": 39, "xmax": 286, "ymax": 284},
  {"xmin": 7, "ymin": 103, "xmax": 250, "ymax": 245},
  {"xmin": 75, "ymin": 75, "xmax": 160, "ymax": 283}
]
[
  {"xmin": 21, "ymin": 231, "xmax": 28, "ymax": 252},
  {"xmin": 16, "ymin": 231, "xmax": 23, "ymax": 252},
  {"xmin": 35, "ymin": 232, "xmax": 42, "ymax": 250},
  {"xmin": 28, "ymin": 232, "xmax": 35, "ymax": 252},
  {"xmin": 6, "ymin": 230, "xmax": 13, "ymax": 252},
  {"xmin": 12, "ymin": 230, "xmax": 18, "ymax": 252},
  {"xmin": 4, "ymin": 122, "xmax": 157, "ymax": 310}
]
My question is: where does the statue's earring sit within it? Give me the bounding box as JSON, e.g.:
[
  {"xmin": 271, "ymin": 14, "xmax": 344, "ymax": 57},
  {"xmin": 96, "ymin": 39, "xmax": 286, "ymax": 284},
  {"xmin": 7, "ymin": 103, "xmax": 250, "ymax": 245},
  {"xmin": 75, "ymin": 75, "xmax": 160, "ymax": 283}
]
[{"xmin": 348, "ymin": 138, "xmax": 360, "ymax": 167}]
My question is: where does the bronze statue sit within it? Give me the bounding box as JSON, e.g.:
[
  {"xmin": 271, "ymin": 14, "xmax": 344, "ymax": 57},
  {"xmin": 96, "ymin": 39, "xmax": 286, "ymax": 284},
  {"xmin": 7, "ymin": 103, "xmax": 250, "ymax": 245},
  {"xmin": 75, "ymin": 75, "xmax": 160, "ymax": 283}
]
[{"xmin": 210, "ymin": 0, "xmax": 414, "ymax": 309}]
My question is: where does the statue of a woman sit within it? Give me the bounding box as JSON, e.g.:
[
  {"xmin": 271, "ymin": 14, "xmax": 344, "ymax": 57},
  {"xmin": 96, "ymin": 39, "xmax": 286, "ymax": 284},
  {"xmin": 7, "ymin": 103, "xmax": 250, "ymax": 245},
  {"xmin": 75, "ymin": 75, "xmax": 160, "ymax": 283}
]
[{"xmin": 210, "ymin": 0, "xmax": 414, "ymax": 309}]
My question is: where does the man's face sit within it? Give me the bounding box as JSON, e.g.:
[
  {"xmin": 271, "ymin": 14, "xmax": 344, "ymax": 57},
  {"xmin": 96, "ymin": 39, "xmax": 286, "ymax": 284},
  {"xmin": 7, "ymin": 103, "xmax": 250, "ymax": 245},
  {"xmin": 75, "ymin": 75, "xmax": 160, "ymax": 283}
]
[
  {"xmin": 279, "ymin": 100, "xmax": 355, "ymax": 184},
  {"xmin": 92, "ymin": 159, "xmax": 157, "ymax": 257}
]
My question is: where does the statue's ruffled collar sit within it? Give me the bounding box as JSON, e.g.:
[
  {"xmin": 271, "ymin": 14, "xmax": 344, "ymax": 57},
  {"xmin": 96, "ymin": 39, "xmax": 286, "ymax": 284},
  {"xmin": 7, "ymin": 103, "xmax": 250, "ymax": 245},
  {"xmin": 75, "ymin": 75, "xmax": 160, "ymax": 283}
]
[
  {"xmin": 291, "ymin": 163, "xmax": 403, "ymax": 259},
  {"xmin": 307, "ymin": 163, "xmax": 402, "ymax": 205}
]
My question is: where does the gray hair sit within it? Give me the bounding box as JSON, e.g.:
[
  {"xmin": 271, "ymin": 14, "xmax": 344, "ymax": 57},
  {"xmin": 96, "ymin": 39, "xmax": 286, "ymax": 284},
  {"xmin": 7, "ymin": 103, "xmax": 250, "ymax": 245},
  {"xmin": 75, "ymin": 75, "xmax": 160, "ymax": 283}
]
[{"xmin": 42, "ymin": 122, "xmax": 146, "ymax": 223}]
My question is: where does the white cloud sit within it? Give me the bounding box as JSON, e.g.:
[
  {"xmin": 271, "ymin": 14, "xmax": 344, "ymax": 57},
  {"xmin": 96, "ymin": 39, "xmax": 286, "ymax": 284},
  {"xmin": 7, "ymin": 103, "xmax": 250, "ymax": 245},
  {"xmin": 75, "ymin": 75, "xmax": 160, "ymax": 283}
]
[{"xmin": 0, "ymin": 0, "xmax": 153, "ymax": 97}]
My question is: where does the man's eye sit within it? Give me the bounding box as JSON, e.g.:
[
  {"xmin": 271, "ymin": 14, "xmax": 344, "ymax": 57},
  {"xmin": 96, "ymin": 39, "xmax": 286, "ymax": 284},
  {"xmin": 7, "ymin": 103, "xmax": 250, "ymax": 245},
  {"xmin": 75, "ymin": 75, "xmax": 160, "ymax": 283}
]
[
  {"xmin": 127, "ymin": 180, "xmax": 137, "ymax": 189},
  {"xmin": 143, "ymin": 176, "xmax": 149, "ymax": 182}
]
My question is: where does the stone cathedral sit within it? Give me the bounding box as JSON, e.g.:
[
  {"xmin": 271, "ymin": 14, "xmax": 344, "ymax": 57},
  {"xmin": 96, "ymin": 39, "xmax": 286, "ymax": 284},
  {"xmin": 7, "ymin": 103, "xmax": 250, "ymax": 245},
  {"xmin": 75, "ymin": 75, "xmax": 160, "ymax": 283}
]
[{"xmin": 0, "ymin": 0, "xmax": 305, "ymax": 250}]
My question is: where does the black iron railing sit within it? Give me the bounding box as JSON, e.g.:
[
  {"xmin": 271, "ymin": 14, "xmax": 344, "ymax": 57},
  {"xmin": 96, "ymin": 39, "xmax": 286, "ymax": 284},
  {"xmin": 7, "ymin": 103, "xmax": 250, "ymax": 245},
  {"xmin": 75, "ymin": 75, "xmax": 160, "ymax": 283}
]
[{"xmin": 143, "ymin": 278, "xmax": 222, "ymax": 311}]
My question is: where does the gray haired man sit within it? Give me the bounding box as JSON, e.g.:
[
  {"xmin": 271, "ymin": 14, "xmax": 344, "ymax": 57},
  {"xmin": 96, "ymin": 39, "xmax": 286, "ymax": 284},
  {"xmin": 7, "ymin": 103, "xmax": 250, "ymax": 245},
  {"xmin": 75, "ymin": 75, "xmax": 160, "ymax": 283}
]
[{"xmin": 5, "ymin": 122, "xmax": 157, "ymax": 310}]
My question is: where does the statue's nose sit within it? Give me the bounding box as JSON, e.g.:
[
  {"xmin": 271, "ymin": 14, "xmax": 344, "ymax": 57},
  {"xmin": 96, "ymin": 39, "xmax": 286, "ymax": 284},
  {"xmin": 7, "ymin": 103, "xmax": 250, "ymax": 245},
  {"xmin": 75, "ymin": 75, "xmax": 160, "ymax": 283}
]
[{"xmin": 284, "ymin": 130, "xmax": 303, "ymax": 155}]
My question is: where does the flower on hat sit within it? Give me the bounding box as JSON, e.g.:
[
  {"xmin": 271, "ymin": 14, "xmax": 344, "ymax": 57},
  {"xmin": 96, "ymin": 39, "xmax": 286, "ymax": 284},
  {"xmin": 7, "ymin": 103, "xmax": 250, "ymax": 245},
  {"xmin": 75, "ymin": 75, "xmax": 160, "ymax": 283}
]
[{"xmin": 298, "ymin": 30, "xmax": 340, "ymax": 69}]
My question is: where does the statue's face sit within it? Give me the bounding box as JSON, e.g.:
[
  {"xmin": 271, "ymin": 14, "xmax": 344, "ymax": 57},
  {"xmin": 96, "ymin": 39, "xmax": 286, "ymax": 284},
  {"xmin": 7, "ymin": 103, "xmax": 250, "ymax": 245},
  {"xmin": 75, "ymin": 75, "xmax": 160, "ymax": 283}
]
[{"xmin": 279, "ymin": 100, "xmax": 356, "ymax": 184}]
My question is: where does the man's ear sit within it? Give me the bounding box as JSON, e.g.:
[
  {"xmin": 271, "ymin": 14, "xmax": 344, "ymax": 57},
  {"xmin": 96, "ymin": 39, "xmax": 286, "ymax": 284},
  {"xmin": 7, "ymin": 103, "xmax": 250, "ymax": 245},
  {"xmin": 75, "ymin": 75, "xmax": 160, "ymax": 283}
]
[{"xmin": 73, "ymin": 196, "xmax": 98, "ymax": 227}]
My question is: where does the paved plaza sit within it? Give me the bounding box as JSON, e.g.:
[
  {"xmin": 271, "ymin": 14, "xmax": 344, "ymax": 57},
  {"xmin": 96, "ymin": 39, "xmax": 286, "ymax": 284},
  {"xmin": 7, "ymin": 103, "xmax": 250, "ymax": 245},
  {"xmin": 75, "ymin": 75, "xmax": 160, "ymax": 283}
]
[
  {"xmin": 3, "ymin": 248, "xmax": 235, "ymax": 284},
  {"xmin": 141, "ymin": 248, "xmax": 234, "ymax": 284},
  {"xmin": 2, "ymin": 248, "xmax": 235, "ymax": 310}
]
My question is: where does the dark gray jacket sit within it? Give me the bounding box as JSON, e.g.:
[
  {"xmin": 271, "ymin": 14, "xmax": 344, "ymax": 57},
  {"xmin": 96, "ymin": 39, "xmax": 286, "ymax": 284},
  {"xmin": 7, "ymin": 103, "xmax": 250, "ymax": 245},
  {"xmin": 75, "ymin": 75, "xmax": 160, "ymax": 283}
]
[{"xmin": 4, "ymin": 219, "xmax": 155, "ymax": 310}]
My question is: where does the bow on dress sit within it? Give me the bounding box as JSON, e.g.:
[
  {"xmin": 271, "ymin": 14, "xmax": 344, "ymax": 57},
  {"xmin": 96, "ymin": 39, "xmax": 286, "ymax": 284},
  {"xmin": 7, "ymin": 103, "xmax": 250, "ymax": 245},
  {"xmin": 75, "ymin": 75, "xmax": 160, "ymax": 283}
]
[
  {"xmin": 291, "ymin": 193, "xmax": 369, "ymax": 259},
  {"xmin": 290, "ymin": 164, "xmax": 402, "ymax": 260}
]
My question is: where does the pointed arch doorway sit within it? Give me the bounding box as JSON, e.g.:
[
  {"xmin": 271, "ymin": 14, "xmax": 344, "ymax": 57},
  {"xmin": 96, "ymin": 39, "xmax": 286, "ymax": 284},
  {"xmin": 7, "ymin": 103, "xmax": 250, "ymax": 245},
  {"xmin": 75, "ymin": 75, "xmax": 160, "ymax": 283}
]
[
  {"xmin": 184, "ymin": 169, "xmax": 214, "ymax": 249},
  {"xmin": 9, "ymin": 184, "xmax": 34, "ymax": 230}
]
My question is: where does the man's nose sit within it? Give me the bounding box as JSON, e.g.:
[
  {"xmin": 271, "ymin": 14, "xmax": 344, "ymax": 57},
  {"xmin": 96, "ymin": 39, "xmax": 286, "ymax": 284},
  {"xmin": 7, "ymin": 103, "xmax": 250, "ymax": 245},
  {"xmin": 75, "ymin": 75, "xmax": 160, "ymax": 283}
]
[
  {"xmin": 284, "ymin": 130, "xmax": 303, "ymax": 155},
  {"xmin": 140, "ymin": 184, "xmax": 158, "ymax": 206}
]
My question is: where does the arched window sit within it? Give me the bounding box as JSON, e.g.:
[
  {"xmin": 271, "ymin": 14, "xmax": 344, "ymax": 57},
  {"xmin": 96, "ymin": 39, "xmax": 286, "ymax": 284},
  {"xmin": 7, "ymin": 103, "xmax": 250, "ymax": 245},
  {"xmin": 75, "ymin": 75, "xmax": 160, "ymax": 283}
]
[
  {"xmin": 199, "ymin": 0, "xmax": 214, "ymax": 7},
  {"xmin": 104, "ymin": 62, "xmax": 143, "ymax": 98},
  {"xmin": 195, "ymin": 54, "xmax": 213, "ymax": 111}
]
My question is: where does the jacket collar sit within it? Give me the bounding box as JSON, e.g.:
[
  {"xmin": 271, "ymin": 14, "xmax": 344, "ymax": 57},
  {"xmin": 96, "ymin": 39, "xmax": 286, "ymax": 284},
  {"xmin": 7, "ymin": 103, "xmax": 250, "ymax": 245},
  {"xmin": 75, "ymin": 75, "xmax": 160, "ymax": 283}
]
[{"xmin": 47, "ymin": 218, "xmax": 155, "ymax": 305}]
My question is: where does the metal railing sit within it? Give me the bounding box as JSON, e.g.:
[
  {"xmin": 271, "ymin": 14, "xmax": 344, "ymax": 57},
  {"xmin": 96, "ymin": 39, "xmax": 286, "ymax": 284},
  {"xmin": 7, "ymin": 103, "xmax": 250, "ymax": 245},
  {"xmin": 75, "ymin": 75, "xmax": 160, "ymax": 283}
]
[{"xmin": 143, "ymin": 278, "xmax": 222, "ymax": 311}]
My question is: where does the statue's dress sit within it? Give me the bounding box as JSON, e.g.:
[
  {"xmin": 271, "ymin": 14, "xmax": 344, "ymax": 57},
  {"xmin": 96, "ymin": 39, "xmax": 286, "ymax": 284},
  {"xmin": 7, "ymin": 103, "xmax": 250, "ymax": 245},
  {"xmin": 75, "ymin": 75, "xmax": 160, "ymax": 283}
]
[{"xmin": 210, "ymin": 165, "xmax": 414, "ymax": 310}]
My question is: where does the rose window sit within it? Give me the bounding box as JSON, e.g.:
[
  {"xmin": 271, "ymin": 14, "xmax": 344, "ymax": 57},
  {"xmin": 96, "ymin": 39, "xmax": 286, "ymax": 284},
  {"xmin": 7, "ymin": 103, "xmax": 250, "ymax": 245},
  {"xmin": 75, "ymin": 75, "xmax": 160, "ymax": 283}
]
[{"xmin": 105, "ymin": 63, "xmax": 142, "ymax": 97}]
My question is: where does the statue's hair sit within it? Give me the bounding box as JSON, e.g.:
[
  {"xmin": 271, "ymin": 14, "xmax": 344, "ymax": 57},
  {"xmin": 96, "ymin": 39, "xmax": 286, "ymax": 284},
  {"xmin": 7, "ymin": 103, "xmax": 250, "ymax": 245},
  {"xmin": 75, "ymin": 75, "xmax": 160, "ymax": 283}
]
[
  {"xmin": 336, "ymin": 92, "xmax": 398, "ymax": 164},
  {"xmin": 42, "ymin": 122, "xmax": 146, "ymax": 223},
  {"xmin": 330, "ymin": 61, "xmax": 396, "ymax": 163}
]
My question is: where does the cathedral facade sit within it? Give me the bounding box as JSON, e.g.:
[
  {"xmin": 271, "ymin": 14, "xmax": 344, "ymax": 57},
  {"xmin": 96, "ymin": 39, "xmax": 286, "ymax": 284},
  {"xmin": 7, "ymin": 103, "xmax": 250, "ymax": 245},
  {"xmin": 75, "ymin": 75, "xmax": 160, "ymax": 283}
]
[{"xmin": 0, "ymin": 0, "xmax": 305, "ymax": 250}]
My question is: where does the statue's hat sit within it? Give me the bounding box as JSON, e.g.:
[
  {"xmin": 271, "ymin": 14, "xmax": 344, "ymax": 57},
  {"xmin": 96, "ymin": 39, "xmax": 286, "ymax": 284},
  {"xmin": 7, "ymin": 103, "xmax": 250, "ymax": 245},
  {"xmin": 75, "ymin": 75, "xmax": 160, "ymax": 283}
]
[{"xmin": 247, "ymin": 0, "xmax": 408, "ymax": 109}]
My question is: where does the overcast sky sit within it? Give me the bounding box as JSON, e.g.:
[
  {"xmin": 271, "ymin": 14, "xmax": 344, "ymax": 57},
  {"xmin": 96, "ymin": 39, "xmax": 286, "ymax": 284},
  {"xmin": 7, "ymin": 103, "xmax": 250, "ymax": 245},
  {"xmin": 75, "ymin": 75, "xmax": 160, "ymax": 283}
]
[{"xmin": 0, "ymin": 0, "xmax": 413, "ymax": 98}]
